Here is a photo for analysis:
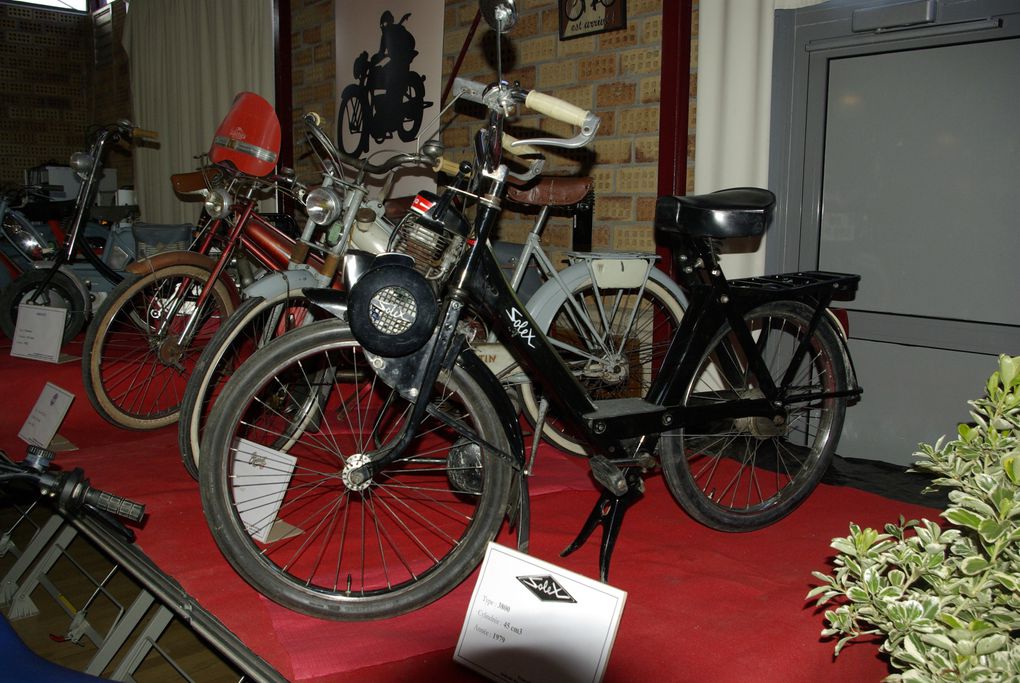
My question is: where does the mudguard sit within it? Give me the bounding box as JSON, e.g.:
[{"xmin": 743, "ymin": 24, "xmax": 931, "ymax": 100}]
[
  {"xmin": 28, "ymin": 262, "xmax": 93, "ymax": 318},
  {"xmin": 241, "ymin": 266, "xmax": 324, "ymax": 300},
  {"xmin": 304, "ymin": 287, "xmax": 349, "ymax": 322},
  {"xmin": 456, "ymin": 346, "xmax": 529, "ymax": 550},
  {"xmin": 126, "ymin": 250, "xmax": 241, "ymax": 309},
  {"xmin": 525, "ymin": 261, "xmax": 688, "ymax": 331}
]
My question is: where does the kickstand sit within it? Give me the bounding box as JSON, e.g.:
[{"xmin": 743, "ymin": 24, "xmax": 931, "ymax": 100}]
[{"xmin": 561, "ymin": 470, "xmax": 644, "ymax": 582}]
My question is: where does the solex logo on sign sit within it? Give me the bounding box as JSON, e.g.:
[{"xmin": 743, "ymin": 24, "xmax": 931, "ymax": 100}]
[{"xmin": 516, "ymin": 575, "xmax": 577, "ymax": 603}]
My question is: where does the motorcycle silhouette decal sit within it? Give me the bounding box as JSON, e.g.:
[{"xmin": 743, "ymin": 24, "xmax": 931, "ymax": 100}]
[{"xmin": 337, "ymin": 10, "xmax": 434, "ymax": 157}]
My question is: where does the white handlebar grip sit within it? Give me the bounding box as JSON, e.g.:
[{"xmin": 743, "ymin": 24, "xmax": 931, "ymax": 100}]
[
  {"xmin": 525, "ymin": 91, "xmax": 589, "ymax": 128},
  {"xmin": 433, "ymin": 157, "xmax": 462, "ymax": 175}
]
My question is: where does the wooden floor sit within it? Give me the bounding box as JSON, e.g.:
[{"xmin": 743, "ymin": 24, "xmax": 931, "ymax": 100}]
[{"xmin": 0, "ymin": 493, "xmax": 244, "ymax": 682}]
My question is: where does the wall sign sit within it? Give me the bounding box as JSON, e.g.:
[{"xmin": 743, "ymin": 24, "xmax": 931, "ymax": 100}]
[
  {"xmin": 334, "ymin": 1, "xmax": 443, "ymax": 196},
  {"xmin": 559, "ymin": 0, "xmax": 627, "ymax": 40}
]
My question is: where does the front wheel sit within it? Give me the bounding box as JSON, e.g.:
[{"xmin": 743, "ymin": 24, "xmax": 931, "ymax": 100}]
[
  {"xmin": 198, "ymin": 319, "xmax": 513, "ymax": 620},
  {"xmin": 660, "ymin": 301, "xmax": 847, "ymax": 531},
  {"xmin": 337, "ymin": 85, "xmax": 370, "ymax": 157},
  {"xmin": 0, "ymin": 269, "xmax": 86, "ymax": 345},
  {"xmin": 82, "ymin": 264, "xmax": 235, "ymax": 430}
]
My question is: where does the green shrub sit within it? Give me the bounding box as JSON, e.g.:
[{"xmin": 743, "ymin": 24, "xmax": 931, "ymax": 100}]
[{"xmin": 808, "ymin": 355, "xmax": 1020, "ymax": 682}]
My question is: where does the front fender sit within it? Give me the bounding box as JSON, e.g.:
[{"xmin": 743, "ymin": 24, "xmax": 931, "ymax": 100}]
[
  {"xmin": 456, "ymin": 347, "xmax": 525, "ymax": 469},
  {"xmin": 30, "ymin": 262, "xmax": 93, "ymax": 317},
  {"xmin": 305, "ymin": 287, "xmax": 348, "ymax": 321},
  {"xmin": 456, "ymin": 346, "xmax": 528, "ymax": 548},
  {"xmin": 127, "ymin": 250, "xmax": 241, "ymax": 310}
]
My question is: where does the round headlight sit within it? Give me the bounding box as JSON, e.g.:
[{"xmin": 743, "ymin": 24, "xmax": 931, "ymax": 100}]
[
  {"xmin": 70, "ymin": 152, "xmax": 95, "ymax": 180},
  {"xmin": 305, "ymin": 187, "xmax": 343, "ymax": 226},
  {"xmin": 203, "ymin": 187, "xmax": 232, "ymax": 219},
  {"xmin": 2, "ymin": 215, "xmax": 50, "ymax": 261}
]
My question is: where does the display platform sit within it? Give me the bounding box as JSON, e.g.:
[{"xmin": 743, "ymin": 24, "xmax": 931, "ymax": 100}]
[{"xmin": 0, "ymin": 338, "xmax": 945, "ymax": 682}]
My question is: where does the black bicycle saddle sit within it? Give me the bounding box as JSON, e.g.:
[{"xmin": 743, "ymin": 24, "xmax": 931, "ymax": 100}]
[{"xmin": 655, "ymin": 187, "xmax": 775, "ymax": 242}]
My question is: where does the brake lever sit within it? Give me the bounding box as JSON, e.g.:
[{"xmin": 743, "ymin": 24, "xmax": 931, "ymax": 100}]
[{"xmin": 510, "ymin": 110, "xmax": 601, "ymax": 150}]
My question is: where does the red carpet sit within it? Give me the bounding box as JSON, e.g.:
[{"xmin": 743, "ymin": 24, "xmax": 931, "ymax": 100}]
[{"xmin": 0, "ymin": 339, "xmax": 941, "ymax": 682}]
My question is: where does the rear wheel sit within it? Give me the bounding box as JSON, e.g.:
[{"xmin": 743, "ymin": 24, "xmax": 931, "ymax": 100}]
[
  {"xmin": 82, "ymin": 264, "xmax": 234, "ymax": 429},
  {"xmin": 519, "ymin": 272, "xmax": 685, "ymax": 454},
  {"xmin": 660, "ymin": 301, "xmax": 847, "ymax": 530},
  {"xmin": 199, "ymin": 319, "xmax": 513, "ymax": 620}
]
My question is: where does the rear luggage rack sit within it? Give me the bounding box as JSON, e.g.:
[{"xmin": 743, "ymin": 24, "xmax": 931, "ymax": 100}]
[{"xmin": 729, "ymin": 271, "xmax": 859, "ymax": 301}]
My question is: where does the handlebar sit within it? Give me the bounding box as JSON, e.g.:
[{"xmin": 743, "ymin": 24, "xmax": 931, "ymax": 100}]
[
  {"xmin": 131, "ymin": 127, "xmax": 159, "ymax": 142},
  {"xmin": 301, "ymin": 111, "xmax": 441, "ymax": 177},
  {"xmin": 523, "ymin": 91, "xmax": 591, "ymax": 129},
  {"xmin": 0, "ymin": 446, "xmax": 146, "ymax": 524},
  {"xmin": 452, "ymin": 77, "xmax": 601, "ymax": 151}
]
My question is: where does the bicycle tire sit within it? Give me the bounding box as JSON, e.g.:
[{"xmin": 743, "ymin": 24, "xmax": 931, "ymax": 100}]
[
  {"xmin": 337, "ymin": 85, "xmax": 370, "ymax": 157},
  {"xmin": 518, "ymin": 271, "xmax": 686, "ymax": 454},
  {"xmin": 660, "ymin": 300, "xmax": 848, "ymax": 531},
  {"xmin": 178, "ymin": 292, "xmax": 314, "ymax": 480},
  {"xmin": 397, "ymin": 72, "xmax": 426, "ymax": 143},
  {"xmin": 198, "ymin": 319, "xmax": 513, "ymax": 620},
  {"xmin": 82, "ymin": 264, "xmax": 235, "ymax": 430},
  {"xmin": 0, "ymin": 269, "xmax": 86, "ymax": 345}
]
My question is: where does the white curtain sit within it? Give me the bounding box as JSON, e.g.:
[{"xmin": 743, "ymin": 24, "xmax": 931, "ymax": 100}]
[
  {"xmin": 124, "ymin": 0, "xmax": 274, "ymax": 224},
  {"xmin": 693, "ymin": 0, "xmax": 823, "ymax": 278}
]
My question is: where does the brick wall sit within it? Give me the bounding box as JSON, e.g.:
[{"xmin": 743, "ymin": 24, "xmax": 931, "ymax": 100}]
[
  {"xmin": 287, "ymin": 0, "xmax": 698, "ymax": 256},
  {"xmin": 0, "ymin": 4, "xmax": 90, "ymax": 187},
  {"xmin": 0, "ymin": 1, "xmax": 132, "ymax": 190},
  {"xmin": 290, "ymin": 0, "xmax": 336, "ymax": 182}
]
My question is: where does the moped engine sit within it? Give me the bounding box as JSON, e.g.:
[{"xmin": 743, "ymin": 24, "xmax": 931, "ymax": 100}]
[{"xmin": 388, "ymin": 190, "xmax": 468, "ymax": 286}]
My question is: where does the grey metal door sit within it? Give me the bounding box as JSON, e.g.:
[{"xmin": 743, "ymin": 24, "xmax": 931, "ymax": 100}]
[{"xmin": 769, "ymin": 0, "xmax": 1020, "ymax": 465}]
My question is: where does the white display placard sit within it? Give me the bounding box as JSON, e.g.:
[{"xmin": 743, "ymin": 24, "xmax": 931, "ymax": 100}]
[
  {"xmin": 455, "ymin": 543, "xmax": 627, "ymax": 683},
  {"xmin": 11, "ymin": 303, "xmax": 67, "ymax": 363},
  {"xmin": 18, "ymin": 382, "xmax": 75, "ymax": 448},
  {"xmin": 231, "ymin": 438, "xmax": 298, "ymax": 543}
]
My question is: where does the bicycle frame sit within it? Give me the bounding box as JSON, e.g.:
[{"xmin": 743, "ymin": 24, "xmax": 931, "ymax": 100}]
[
  {"xmin": 347, "ymin": 165, "xmax": 861, "ymax": 485},
  {"xmin": 148, "ymin": 198, "xmax": 303, "ymax": 346},
  {"xmin": 25, "ymin": 127, "xmax": 126, "ymax": 302}
]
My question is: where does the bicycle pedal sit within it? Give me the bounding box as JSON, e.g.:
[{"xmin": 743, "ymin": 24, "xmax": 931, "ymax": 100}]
[{"xmin": 588, "ymin": 455, "xmax": 627, "ymax": 496}]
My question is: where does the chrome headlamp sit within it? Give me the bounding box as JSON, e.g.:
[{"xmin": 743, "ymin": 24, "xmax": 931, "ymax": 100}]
[
  {"xmin": 305, "ymin": 186, "xmax": 344, "ymax": 226},
  {"xmin": 2, "ymin": 215, "xmax": 50, "ymax": 261},
  {"xmin": 203, "ymin": 187, "xmax": 232, "ymax": 219},
  {"xmin": 70, "ymin": 152, "xmax": 95, "ymax": 180}
]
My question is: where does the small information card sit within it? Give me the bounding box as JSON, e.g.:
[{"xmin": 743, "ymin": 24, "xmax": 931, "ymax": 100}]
[
  {"xmin": 11, "ymin": 302, "xmax": 67, "ymax": 363},
  {"xmin": 455, "ymin": 543, "xmax": 626, "ymax": 683},
  {"xmin": 18, "ymin": 382, "xmax": 75, "ymax": 449}
]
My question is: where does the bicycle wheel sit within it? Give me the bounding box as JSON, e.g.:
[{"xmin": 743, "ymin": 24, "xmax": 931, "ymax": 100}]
[
  {"xmin": 199, "ymin": 319, "xmax": 513, "ymax": 620},
  {"xmin": 82, "ymin": 264, "xmax": 235, "ymax": 430},
  {"xmin": 397, "ymin": 72, "xmax": 426, "ymax": 142},
  {"xmin": 519, "ymin": 272, "xmax": 685, "ymax": 455},
  {"xmin": 337, "ymin": 85, "xmax": 370, "ymax": 157},
  {"xmin": 0, "ymin": 269, "xmax": 86, "ymax": 344},
  {"xmin": 660, "ymin": 301, "xmax": 847, "ymax": 531},
  {"xmin": 178, "ymin": 292, "xmax": 314, "ymax": 480}
]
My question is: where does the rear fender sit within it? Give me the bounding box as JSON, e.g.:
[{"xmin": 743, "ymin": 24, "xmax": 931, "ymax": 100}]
[{"xmin": 526, "ymin": 260, "xmax": 688, "ymax": 329}]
